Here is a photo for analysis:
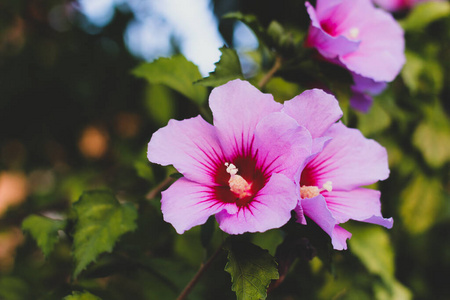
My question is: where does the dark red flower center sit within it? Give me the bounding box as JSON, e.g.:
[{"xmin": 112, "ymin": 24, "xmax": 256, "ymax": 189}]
[{"xmin": 213, "ymin": 154, "xmax": 268, "ymax": 207}]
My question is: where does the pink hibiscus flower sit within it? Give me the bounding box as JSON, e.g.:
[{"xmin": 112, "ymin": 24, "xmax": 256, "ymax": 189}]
[
  {"xmin": 282, "ymin": 89, "xmax": 393, "ymax": 250},
  {"xmin": 147, "ymin": 79, "xmax": 313, "ymax": 234},
  {"xmin": 305, "ymin": 0, "xmax": 405, "ymax": 111}
]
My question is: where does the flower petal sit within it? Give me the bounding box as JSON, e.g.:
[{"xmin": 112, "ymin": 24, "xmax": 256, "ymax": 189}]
[
  {"xmin": 301, "ymin": 195, "xmax": 353, "ymax": 250},
  {"xmin": 148, "ymin": 115, "xmax": 224, "ymax": 184},
  {"xmin": 301, "ymin": 194, "xmax": 336, "ymax": 239},
  {"xmin": 331, "ymin": 225, "xmax": 352, "ymax": 250},
  {"xmin": 306, "ymin": 2, "xmax": 360, "ymax": 58},
  {"xmin": 209, "ymin": 79, "xmax": 282, "ymax": 159},
  {"xmin": 349, "ymin": 90, "xmax": 373, "ymax": 113},
  {"xmin": 324, "ymin": 188, "xmax": 393, "ymax": 228},
  {"xmin": 305, "ymin": 122, "xmax": 389, "ymax": 190},
  {"xmin": 254, "ymin": 112, "xmax": 313, "ymax": 179},
  {"xmin": 339, "ymin": 3, "xmax": 405, "ymax": 81},
  {"xmin": 160, "ymin": 177, "xmax": 228, "ymax": 234},
  {"xmin": 282, "ymin": 89, "xmax": 342, "ymax": 138},
  {"xmin": 352, "ymin": 73, "xmax": 387, "ymax": 95},
  {"xmin": 215, "ymin": 173, "xmax": 298, "ymax": 234}
]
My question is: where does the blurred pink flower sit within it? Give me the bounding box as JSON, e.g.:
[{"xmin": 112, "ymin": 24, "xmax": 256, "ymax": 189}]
[
  {"xmin": 305, "ymin": 0, "xmax": 405, "ymax": 111},
  {"xmin": 282, "ymin": 89, "xmax": 393, "ymax": 250},
  {"xmin": 148, "ymin": 79, "xmax": 313, "ymax": 234},
  {"xmin": 373, "ymin": 0, "xmax": 444, "ymax": 12}
]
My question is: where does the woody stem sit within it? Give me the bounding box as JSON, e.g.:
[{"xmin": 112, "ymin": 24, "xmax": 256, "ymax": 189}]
[
  {"xmin": 258, "ymin": 55, "xmax": 283, "ymax": 89},
  {"xmin": 177, "ymin": 243, "xmax": 224, "ymax": 300}
]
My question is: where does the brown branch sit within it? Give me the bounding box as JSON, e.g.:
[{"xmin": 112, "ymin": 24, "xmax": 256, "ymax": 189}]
[
  {"xmin": 145, "ymin": 176, "xmax": 175, "ymax": 200},
  {"xmin": 258, "ymin": 55, "xmax": 283, "ymax": 89},
  {"xmin": 177, "ymin": 243, "xmax": 224, "ymax": 300}
]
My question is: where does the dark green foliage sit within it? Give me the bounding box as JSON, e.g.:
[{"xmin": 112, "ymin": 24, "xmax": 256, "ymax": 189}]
[
  {"xmin": 132, "ymin": 55, "xmax": 208, "ymax": 105},
  {"xmin": 72, "ymin": 191, "xmax": 138, "ymax": 278},
  {"xmin": 225, "ymin": 240, "xmax": 279, "ymax": 300},
  {"xmin": 22, "ymin": 215, "xmax": 66, "ymax": 257},
  {"xmin": 196, "ymin": 46, "xmax": 244, "ymax": 87}
]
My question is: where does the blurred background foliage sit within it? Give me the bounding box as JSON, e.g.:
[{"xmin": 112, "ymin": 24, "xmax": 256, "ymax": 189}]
[{"xmin": 0, "ymin": 0, "xmax": 448, "ymax": 299}]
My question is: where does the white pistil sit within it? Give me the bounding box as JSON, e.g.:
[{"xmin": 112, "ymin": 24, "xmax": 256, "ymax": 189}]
[
  {"xmin": 225, "ymin": 162, "xmax": 238, "ymax": 176},
  {"xmin": 225, "ymin": 162, "xmax": 252, "ymax": 199}
]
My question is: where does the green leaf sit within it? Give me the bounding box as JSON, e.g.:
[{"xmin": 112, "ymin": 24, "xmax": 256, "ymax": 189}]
[
  {"xmin": 266, "ymin": 21, "xmax": 298, "ymax": 53},
  {"xmin": 63, "ymin": 291, "xmax": 102, "ymax": 300},
  {"xmin": 225, "ymin": 240, "xmax": 279, "ymax": 300},
  {"xmin": 400, "ymin": 174, "xmax": 444, "ymax": 234},
  {"xmin": 132, "ymin": 55, "xmax": 207, "ymax": 105},
  {"xmin": 134, "ymin": 148, "xmax": 155, "ymax": 182},
  {"xmin": 251, "ymin": 229, "xmax": 284, "ymax": 256},
  {"xmin": 22, "ymin": 215, "xmax": 66, "ymax": 257},
  {"xmin": 223, "ymin": 12, "xmax": 268, "ymax": 45},
  {"xmin": 174, "ymin": 226, "xmax": 205, "ymax": 267},
  {"xmin": 401, "ymin": 51, "xmax": 423, "ymax": 94},
  {"xmin": 401, "ymin": 51, "xmax": 443, "ymax": 95},
  {"xmin": 412, "ymin": 102, "xmax": 450, "ymax": 168},
  {"xmin": 374, "ymin": 280, "xmax": 413, "ymax": 300},
  {"xmin": 347, "ymin": 225, "xmax": 394, "ymax": 283},
  {"xmin": 72, "ymin": 191, "xmax": 138, "ymax": 278},
  {"xmin": 0, "ymin": 276, "xmax": 30, "ymax": 300},
  {"xmin": 196, "ymin": 46, "xmax": 244, "ymax": 87},
  {"xmin": 143, "ymin": 84, "xmax": 176, "ymax": 126},
  {"xmin": 347, "ymin": 224, "xmax": 413, "ymax": 299},
  {"xmin": 264, "ymin": 76, "xmax": 302, "ymax": 103},
  {"xmin": 400, "ymin": 1, "xmax": 450, "ymax": 31},
  {"xmin": 357, "ymin": 101, "xmax": 391, "ymax": 136}
]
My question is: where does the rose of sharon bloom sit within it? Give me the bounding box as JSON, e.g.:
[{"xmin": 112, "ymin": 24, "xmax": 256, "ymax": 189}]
[
  {"xmin": 305, "ymin": 0, "xmax": 405, "ymax": 111},
  {"xmin": 282, "ymin": 89, "xmax": 393, "ymax": 250},
  {"xmin": 373, "ymin": 0, "xmax": 444, "ymax": 12},
  {"xmin": 148, "ymin": 79, "xmax": 314, "ymax": 234}
]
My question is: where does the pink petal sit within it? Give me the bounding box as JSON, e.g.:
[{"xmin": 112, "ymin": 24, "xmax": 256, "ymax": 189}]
[
  {"xmin": 306, "ymin": 122, "xmax": 389, "ymax": 190},
  {"xmin": 301, "ymin": 194, "xmax": 337, "ymax": 239},
  {"xmin": 300, "ymin": 195, "xmax": 353, "ymax": 250},
  {"xmin": 339, "ymin": 3, "xmax": 405, "ymax": 81},
  {"xmin": 209, "ymin": 79, "xmax": 282, "ymax": 159},
  {"xmin": 308, "ymin": 0, "xmax": 405, "ymax": 82},
  {"xmin": 294, "ymin": 203, "xmax": 307, "ymax": 225},
  {"xmin": 160, "ymin": 177, "xmax": 229, "ymax": 234},
  {"xmin": 352, "ymin": 73, "xmax": 387, "ymax": 95},
  {"xmin": 215, "ymin": 173, "xmax": 298, "ymax": 234},
  {"xmin": 306, "ymin": 2, "xmax": 360, "ymax": 58},
  {"xmin": 282, "ymin": 89, "xmax": 342, "ymax": 138},
  {"xmin": 148, "ymin": 116, "xmax": 224, "ymax": 184},
  {"xmin": 254, "ymin": 112, "xmax": 313, "ymax": 179},
  {"xmin": 331, "ymin": 225, "xmax": 352, "ymax": 250},
  {"xmin": 324, "ymin": 188, "xmax": 393, "ymax": 228},
  {"xmin": 316, "ymin": 0, "xmax": 374, "ymax": 35},
  {"xmin": 349, "ymin": 90, "xmax": 373, "ymax": 113}
]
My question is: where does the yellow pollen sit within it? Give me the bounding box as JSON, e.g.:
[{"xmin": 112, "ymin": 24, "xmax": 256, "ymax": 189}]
[
  {"xmin": 300, "ymin": 181, "xmax": 333, "ymax": 199},
  {"xmin": 348, "ymin": 27, "xmax": 360, "ymax": 40},
  {"xmin": 225, "ymin": 162, "xmax": 252, "ymax": 199},
  {"xmin": 300, "ymin": 186, "xmax": 320, "ymax": 199}
]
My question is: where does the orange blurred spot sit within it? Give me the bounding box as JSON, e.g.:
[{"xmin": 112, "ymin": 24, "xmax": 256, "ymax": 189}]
[
  {"xmin": 115, "ymin": 112, "xmax": 141, "ymax": 138},
  {"xmin": 78, "ymin": 126, "xmax": 109, "ymax": 159},
  {"xmin": 0, "ymin": 172, "xmax": 28, "ymax": 217},
  {"xmin": 0, "ymin": 227, "xmax": 24, "ymax": 272}
]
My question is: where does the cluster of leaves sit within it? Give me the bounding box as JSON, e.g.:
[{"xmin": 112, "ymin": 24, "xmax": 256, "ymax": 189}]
[{"xmin": 0, "ymin": 0, "xmax": 449, "ymax": 299}]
